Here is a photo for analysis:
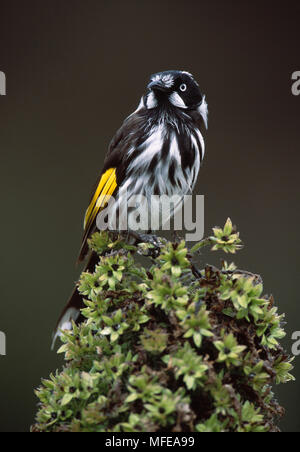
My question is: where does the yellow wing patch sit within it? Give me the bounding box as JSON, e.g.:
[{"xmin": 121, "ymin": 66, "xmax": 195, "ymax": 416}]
[{"xmin": 84, "ymin": 168, "xmax": 117, "ymax": 231}]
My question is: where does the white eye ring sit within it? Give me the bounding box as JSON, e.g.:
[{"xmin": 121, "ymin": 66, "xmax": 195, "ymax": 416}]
[{"xmin": 180, "ymin": 83, "xmax": 187, "ymax": 92}]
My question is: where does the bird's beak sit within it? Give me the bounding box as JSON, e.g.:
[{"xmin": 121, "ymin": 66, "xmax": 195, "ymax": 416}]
[{"xmin": 147, "ymin": 80, "xmax": 169, "ymax": 92}]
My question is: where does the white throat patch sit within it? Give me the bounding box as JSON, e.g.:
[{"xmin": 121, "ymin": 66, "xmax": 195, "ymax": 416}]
[{"xmin": 146, "ymin": 91, "xmax": 158, "ymax": 109}]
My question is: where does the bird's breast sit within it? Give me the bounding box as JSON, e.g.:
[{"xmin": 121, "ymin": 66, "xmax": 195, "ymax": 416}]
[{"xmin": 125, "ymin": 121, "xmax": 203, "ymax": 201}]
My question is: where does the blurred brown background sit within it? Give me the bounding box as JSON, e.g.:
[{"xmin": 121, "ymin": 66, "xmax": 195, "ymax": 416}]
[{"xmin": 0, "ymin": 0, "xmax": 299, "ymax": 432}]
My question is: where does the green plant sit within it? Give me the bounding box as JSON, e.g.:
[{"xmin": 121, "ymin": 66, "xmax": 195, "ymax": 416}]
[{"xmin": 32, "ymin": 220, "xmax": 294, "ymax": 432}]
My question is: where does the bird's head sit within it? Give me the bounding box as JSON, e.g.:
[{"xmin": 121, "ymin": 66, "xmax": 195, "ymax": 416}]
[{"xmin": 145, "ymin": 70, "xmax": 208, "ymax": 127}]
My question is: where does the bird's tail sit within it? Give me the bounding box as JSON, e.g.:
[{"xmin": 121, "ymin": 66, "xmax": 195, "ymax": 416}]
[{"xmin": 51, "ymin": 253, "xmax": 98, "ymax": 350}]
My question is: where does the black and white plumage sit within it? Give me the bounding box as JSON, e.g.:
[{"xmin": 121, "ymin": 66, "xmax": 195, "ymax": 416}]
[{"xmin": 53, "ymin": 70, "xmax": 208, "ymax": 345}]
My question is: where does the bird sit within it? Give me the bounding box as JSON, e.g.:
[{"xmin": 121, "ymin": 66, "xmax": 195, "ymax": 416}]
[{"xmin": 52, "ymin": 70, "xmax": 208, "ymax": 347}]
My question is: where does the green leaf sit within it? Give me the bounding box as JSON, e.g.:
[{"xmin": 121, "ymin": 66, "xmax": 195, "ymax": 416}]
[
  {"xmin": 111, "ymin": 332, "xmax": 119, "ymax": 342},
  {"xmin": 61, "ymin": 393, "xmax": 74, "ymax": 406},
  {"xmin": 171, "ymin": 266, "xmax": 182, "ymax": 278},
  {"xmin": 32, "ymin": 226, "xmax": 292, "ymax": 434},
  {"xmin": 193, "ymin": 332, "xmax": 202, "ymax": 347},
  {"xmin": 57, "ymin": 344, "xmax": 68, "ymax": 354},
  {"xmin": 184, "ymin": 375, "xmax": 195, "ymax": 390},
  {"xmin": 125, "ymin": 393, "xmax": 138, "ymax": 403},
  {"xmin": 223, "ymin": 218, "xmax": 233, "ymax": 236},
  {"xmin": 102, "ymin": 316, "xmax": 113, "ymax": 326},
  {"xmin": 101, "ymin": 327, "xmax": 111, "ymax": 335}
]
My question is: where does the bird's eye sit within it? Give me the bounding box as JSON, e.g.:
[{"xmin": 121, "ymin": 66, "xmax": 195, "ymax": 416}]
[{"xmin": 179, "ymin": 83, "xmax": 187, "ymax": 92}]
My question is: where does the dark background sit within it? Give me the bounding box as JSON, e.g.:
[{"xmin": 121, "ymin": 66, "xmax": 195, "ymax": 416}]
[{"xmin": 0, "ymin": 0, "xmax": 299, "ymax": 432}]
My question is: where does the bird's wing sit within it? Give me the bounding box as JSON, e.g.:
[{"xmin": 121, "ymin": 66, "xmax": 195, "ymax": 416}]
[
  {"xmin": 84, "ymin": 168, "xmax": 118, "ymax": 231},
  {"xmin": 77, "ymin": 158, "xmax": 121, "ymax": 263},
  {"xmin": 77, "ymin": 110, "xmax": 144, "ymax": 262}
]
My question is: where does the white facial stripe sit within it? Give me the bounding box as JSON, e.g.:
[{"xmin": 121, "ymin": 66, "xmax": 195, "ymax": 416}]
[
  {"xmin": 198, "ymin": 96, "xmax": 208, "ymax": 129},
  {"xmin": 146, "ymin": 91, "xmax": 158, "ymax": 109},
  {"xmin": 169, "ymin": 92, "xmax": 187, "ymax": 109}
]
